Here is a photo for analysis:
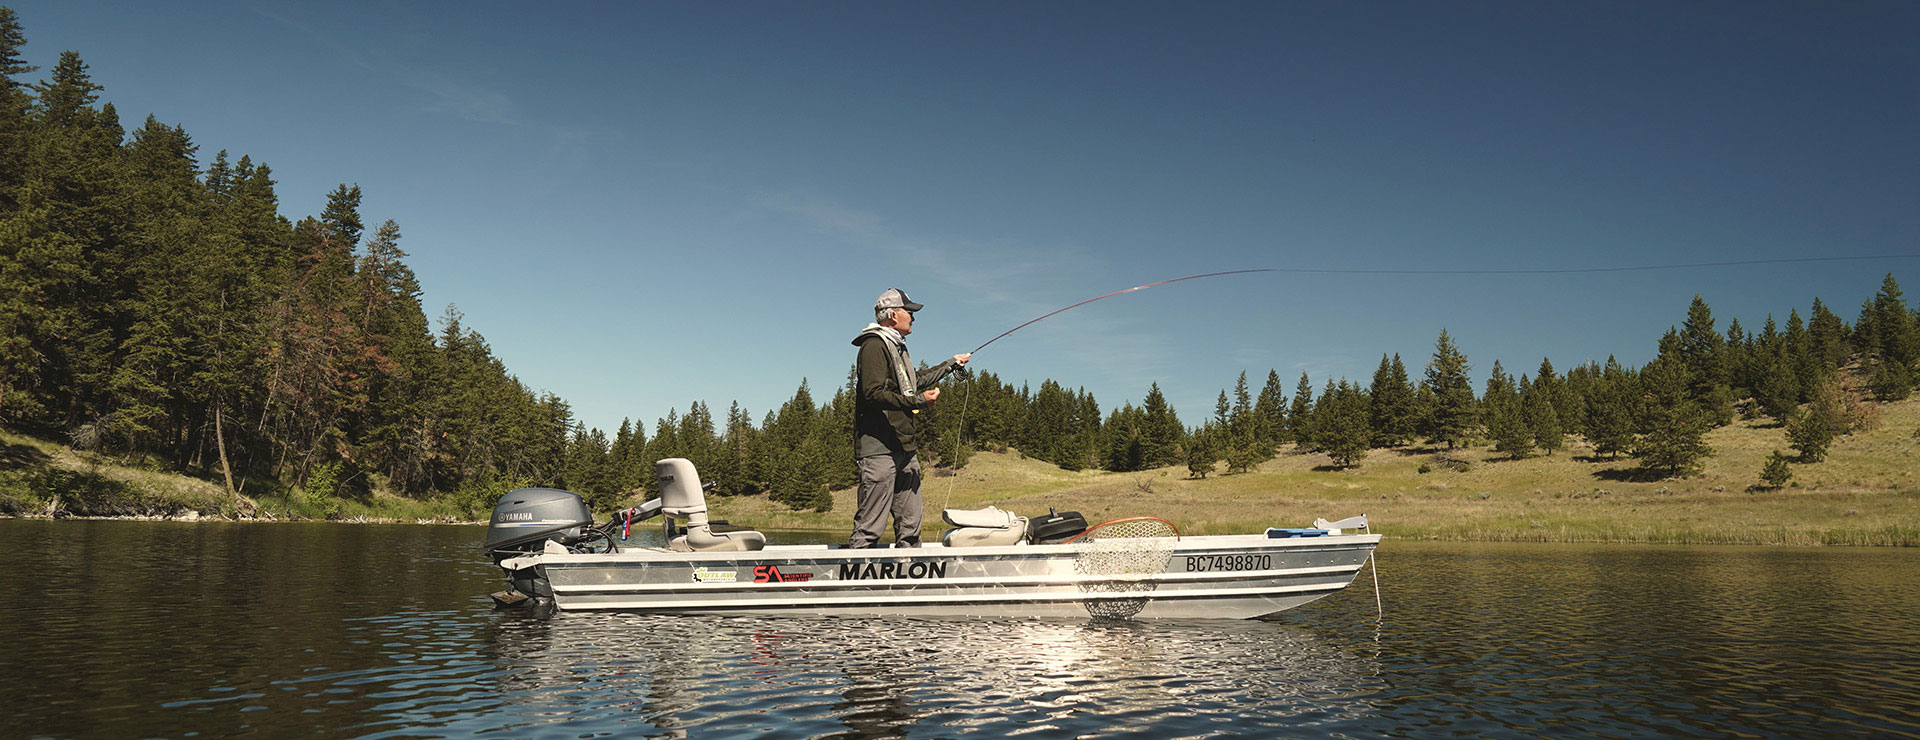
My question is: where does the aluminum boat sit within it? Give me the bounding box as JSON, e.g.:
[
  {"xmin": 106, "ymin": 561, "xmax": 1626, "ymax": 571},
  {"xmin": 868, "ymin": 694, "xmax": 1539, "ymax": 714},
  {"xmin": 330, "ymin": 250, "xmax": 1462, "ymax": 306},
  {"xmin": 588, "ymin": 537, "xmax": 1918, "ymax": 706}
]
[{"xmin": 483, "ymin": 458, "xmax": 1380, "ymax": 620}]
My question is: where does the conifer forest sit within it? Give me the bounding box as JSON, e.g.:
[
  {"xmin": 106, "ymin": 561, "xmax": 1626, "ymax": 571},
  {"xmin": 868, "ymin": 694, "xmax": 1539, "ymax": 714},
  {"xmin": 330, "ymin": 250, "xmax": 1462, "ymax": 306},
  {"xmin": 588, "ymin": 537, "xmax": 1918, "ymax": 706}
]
[{"xmin": 2, "ymin": 8, "xmax": 1917, "ymax": 516}]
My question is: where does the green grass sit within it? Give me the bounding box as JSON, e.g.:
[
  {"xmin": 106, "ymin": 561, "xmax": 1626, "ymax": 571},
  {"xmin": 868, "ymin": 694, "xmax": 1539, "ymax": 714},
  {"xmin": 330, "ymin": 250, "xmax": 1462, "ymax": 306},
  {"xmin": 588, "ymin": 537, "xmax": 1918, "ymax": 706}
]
[
  {"xmin": 0, "ymin": 429, "xmax": 476, "ymax": 523},
  {"xmin": 6, "ymin": 396, "xmax": 1916, "ymax": 542},
  {"xmin": 705, "ymin": 396, "xmax": 1920, "ymax": 546}
]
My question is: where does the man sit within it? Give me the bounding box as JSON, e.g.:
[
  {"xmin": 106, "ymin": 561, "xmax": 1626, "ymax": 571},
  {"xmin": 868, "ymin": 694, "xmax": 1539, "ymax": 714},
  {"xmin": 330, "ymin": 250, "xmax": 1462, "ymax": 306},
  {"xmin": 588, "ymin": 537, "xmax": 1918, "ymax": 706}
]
[{"xmin": 850, "ymin": 288, "xmax": 970, "ymax": 548}]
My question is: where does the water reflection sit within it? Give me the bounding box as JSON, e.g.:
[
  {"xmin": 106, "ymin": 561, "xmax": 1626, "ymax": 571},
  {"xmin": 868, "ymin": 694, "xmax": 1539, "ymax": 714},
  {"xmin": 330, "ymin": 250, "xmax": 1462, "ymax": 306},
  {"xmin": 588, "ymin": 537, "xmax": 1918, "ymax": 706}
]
[
  {"xmin": 471, "ymin": 612, "xmax": 1378, "ymax": 738},
  {"xmin": 2, "ymin": 520, "xmax": 1915, "ymax": 739}
]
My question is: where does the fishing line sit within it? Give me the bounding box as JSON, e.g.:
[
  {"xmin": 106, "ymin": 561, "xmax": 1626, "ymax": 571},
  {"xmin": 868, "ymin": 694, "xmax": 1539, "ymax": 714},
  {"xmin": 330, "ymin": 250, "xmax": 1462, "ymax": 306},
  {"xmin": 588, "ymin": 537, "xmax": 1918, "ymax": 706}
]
[
  {"xmin": 935, "ymin": 253, "xmax": 1913, "ymax": 528},
  {"xmin": 1369, "ymin": 551, "xmax": 1382, "ymax": 620},
  {"xmin": 1250, "ymin": 254, "xmax": 1916, "ymax": 276},
  {"xmin": 940, "ymin": 371, "xmax": 974, "ymax": 513},
  {"xmin": 962, "ymin": 254, "xmax": 1915, "ymax": 357},
  {"xmin": 968, "ymin": 269, "xmax": 1274, "ymax": 355},
  {"xmin": 944, "ymin": 269, "xmax": 1274, "ymax": 515}
]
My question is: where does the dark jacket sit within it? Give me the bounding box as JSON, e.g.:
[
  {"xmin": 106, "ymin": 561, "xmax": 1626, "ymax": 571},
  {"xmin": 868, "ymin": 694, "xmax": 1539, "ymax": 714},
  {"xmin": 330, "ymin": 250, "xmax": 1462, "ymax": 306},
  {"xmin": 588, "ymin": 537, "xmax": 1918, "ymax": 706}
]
[{"xmin": 852, "ymin": 329, "xmax": 957, "ymax": 458}]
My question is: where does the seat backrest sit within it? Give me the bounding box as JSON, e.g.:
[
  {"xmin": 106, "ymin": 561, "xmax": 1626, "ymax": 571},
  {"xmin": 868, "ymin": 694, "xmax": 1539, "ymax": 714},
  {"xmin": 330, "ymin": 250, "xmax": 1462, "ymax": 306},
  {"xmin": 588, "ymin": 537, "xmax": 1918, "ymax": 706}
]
[{"xmin": 655, "ymin": 458, "xmax": 707, "ymax": 517}]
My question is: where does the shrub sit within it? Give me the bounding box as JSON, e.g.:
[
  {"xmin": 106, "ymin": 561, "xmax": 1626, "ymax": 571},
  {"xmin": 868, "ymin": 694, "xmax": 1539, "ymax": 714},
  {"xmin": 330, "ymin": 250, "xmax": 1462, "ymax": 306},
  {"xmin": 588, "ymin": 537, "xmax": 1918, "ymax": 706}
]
[
  {"xmin": 1788, "ymin": 398, "xmax": 1838, "ymax": 463},
  {"xmin": 1760, "ymin": 451, "xmax": 1793, "ymax": 489}
]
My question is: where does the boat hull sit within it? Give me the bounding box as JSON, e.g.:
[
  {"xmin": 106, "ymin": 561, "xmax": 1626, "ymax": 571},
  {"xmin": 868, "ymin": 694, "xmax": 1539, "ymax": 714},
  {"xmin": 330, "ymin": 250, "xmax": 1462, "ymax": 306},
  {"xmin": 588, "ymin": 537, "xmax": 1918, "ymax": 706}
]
[{"xmin": 498, "ymin": 533, "xmax": 1380, "ymax": 619}]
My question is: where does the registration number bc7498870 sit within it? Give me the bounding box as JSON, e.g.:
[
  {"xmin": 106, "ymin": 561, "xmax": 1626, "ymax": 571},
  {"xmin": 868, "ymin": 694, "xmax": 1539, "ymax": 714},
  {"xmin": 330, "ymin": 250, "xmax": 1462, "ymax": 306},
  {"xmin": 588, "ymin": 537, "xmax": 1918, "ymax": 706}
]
[{"xmin": 1183, "ymin": 554, "xmax": 1272, "ymax": 572}]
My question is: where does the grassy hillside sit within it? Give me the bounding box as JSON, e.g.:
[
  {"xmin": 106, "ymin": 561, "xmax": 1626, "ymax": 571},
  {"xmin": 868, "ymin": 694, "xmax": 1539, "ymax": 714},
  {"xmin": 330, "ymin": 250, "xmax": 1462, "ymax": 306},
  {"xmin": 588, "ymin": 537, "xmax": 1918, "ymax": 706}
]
[
  {"xmin": 0, "ymin": 431, "xmax": 470, "ymax": 523},
  {"xmin": 4, "ymin": 397, "xmax": 1915, "ymax": 544},
  {"xmin": 711, "ymin": 396, "xmax": 1919, "ymax": 546}
]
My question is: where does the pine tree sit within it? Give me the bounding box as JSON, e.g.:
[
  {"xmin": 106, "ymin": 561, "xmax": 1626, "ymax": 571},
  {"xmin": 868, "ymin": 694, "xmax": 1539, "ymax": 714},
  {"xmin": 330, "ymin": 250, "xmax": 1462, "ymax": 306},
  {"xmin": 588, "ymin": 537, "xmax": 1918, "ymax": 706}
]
[
  {"xmin": 1871, "ymin": 357, "xmax": 1914, "ymax": 402},
  {"xmin": 1103, "ymin": 403, "xmax": 1147, "ymax": 472},
  {"xmin": 1303, "ymin": 378, "xmax": 1338, "ymax": 453},
  {"xmin": 1759, "ymin": 451, "xmax": 1793, "ymax": 489},
  {"xmin": 1223, "ymin": 376, "xmax": 1262, "ymax": 473},
  {"xmin": 1808, "ymin": 297, "xmax": 1849, "ymax": 369},
  {"xmin": 1140, "ymin": 383, "xmax": 1183, "ymax": 468},
  {"xmin": 1072, "ymin": 389, "xmax": 1103, "ymax": 472},
  {"xmin": 1786, "ymin": 375, "xmax": 1849, "ymax": 463},
  {"xmin": 1722, "ymin": 317, "xmax": 1750, "ymax": 400},
  {"xmin": 1677, "ymin": 295, "xmax": 1726, "ymax": 402},
  {"xmin": 1586, "ymin": 357, "xmax": 1637, "ymax": 460},
  {"xmin": 1314, "ymin": 380, "xmax": 1371, "ymax": 468},
  {"xmin": 1423, "ymin": 329, "xmax": 1475, "ymax": 448},
  {"xmin": 1484, "ymin": 361, "xmax": 1531, "ymax": 459},
  {"xmin": 1784, "ymin": 309, "xmax": 1818, "ymax": 403},
  {"xmin": 9, "ymin": 49, "xmax": 122, "ymax": 432},
  {"xmin": 1185, "ymin": 426, "xmax": 1217, "ymax": 479},
  {"xmin": 649, "ymin": 409, "xmax": 683, "ymax": 484},
  {"xmin": 563, "ymin": 425, "xmax": 615, "ymax": 508},
  {"xmin": 1230, "ymin": 371, "xmax": 1255, "ymax": 440},
  {"xmin": 1224, "ymin": 433, "xmax": 1261, "ymax": 474},
  {"xmin": 1866, "ymin": 275, "xmax": 1918, "ymax": 380},
  {"xmin": 1286, "ymin": 372, "xmax": 1314, "ymax": 444},
  {"xmin": 353, "ymin": 220, "xmax": 438, "ymax": 493},
  {"xmin": 1633, "ymin": 357, "xmax": 1711, "ymax": 478},
  {"xmin": 1027, "ymin": 380, "xmax": 1079, "ymax": 468},
  {"xmin": 609, "ymin": 419, "xmax": 639, "ymax": 492},
  {"xmin": 1524, "ymin": 365, "xmax": 1564, "ymax": 456},
  {"xmin": 763, "ymin": 380, "xmax": 828, "ymax": 510},
  {"xmin": 0, "ymin": 6, "xmax": 32, "ymax": 214},
  {"xmin": 1755, "ymin": 346, "xmax": 1799, "ymax": 422},
  {"xmin": 1254, "ymin": 369, "xmax": 1287, "ymax": 452},
  {"xmin": 1369, "ymin": 353, "xmax": 1416, "ymax": 447}
]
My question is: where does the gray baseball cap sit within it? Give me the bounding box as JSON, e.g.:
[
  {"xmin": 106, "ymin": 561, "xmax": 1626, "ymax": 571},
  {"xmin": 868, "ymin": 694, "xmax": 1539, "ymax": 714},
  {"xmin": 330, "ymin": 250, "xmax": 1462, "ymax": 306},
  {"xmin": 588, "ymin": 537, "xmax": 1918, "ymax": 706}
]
[{"xmin": 875, "ymin": 288, "xmax": 924, "ymax": 312}]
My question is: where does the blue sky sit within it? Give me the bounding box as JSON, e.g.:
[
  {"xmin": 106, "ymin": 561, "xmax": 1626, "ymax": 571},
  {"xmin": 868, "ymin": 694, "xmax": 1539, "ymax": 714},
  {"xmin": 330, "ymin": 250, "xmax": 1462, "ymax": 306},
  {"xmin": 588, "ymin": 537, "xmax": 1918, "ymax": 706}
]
[{"xmin": 14, "ymin": 1, "xmax": 1918, "ymax": 435}]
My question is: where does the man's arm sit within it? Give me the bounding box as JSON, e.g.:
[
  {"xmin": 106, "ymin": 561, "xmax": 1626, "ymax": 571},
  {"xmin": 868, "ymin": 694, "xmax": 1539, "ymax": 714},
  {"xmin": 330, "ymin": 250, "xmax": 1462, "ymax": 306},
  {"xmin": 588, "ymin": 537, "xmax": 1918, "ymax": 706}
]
[
  {"xmin": 914, "ymin": 358, "xmax": 956, "ymax": 390},
  {"xmin": 913, "ymin": 353, "xmax": 971, "ymax": 390},
  {"xmin": 859, "ymin": 339, "xmax": 929, "ymax": 410}
]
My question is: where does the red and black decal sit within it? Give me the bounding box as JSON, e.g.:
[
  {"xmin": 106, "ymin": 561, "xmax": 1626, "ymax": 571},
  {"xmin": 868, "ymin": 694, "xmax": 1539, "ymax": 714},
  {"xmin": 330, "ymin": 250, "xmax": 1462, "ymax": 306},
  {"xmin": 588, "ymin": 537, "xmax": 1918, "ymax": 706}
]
[{"xmin": 753, "ymin": 565, "xmax": 815, "ymax": 583}]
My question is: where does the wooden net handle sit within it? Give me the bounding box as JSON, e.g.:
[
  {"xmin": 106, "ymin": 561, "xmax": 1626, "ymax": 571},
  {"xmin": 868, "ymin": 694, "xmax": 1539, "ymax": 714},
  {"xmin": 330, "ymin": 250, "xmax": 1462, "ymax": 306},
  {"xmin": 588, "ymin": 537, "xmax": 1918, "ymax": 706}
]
[{"xmin": 1061, "ymin": 515, "xmax": 1182, "ymax": 544}]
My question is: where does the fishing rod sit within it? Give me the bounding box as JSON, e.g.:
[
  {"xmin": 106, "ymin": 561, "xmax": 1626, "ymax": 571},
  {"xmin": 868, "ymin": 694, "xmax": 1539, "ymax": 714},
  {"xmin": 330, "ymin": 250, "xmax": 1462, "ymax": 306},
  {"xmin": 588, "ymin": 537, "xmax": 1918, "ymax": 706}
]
[
  {"xmin": 939, "ymin": 268, "xmax": 1272, "ymax": 508},
  {"xmin": 965, "ymin": 269, "xmax": 1276, "ymax": 357}
]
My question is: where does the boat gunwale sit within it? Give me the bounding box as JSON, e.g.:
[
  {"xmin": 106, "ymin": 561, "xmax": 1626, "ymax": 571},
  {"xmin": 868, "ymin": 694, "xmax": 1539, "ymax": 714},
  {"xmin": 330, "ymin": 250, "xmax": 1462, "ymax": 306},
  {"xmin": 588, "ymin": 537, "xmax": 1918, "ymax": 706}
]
[
  {"xmin": 547, "ymin": 562, "xmax": 1367, "ymax": 594},
  {"xmin": 551, "ymin": 580, "xmax": 1355, "ymax": 611},
  {"xmin": 504, "ymin": 532, "xmax": 1380, "ymax": 570}
]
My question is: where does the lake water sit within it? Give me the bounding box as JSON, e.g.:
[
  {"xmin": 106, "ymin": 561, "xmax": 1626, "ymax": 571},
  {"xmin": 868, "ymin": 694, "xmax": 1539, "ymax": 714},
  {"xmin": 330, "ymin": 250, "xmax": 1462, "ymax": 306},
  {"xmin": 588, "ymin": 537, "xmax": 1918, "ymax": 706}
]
[{"xmin": 1, "ymin": 519, "xmax": 1915, "ymax": 739}]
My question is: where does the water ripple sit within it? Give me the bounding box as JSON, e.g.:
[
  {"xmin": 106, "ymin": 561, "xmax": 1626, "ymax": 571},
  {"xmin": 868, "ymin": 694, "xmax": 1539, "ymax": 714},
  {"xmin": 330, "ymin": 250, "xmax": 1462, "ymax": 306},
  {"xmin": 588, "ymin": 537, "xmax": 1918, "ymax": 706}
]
[{"xmin": 3, "ymin": 524, "xmax": 1917, "ymax": 739}]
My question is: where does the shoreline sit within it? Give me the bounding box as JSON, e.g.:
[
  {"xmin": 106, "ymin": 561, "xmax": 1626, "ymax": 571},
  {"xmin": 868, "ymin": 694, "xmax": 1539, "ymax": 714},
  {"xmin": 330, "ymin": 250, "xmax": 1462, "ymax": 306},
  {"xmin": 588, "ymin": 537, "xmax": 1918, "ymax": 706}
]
[
  {"xmin": 3, "ymin": 509, "xmax": 1911, "ymax": 548},
  {"xmin": 6, "ymin": 396, "xmax": 1914, "ymax": 546}
]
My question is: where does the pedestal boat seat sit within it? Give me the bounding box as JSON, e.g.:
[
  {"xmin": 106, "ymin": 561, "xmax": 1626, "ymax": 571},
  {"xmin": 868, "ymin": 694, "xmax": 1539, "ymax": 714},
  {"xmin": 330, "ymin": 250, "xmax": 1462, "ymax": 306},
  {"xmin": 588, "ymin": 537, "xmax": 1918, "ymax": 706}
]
[
  {"xmin": 941, "ymin": 506, "xmax": 1029, "ymax": 547},
  {"xmin": 657, "ymin": 458, "xmax": 766, "ymax": 552}
]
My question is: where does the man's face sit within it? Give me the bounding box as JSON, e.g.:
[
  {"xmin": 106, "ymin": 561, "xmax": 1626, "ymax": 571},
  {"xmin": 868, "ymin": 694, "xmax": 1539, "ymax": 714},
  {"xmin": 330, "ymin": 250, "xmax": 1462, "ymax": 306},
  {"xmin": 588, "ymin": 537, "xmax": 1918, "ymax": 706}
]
[{"xmin": 888, "ymin": 309, "xmax": 915, "ymax": 335}]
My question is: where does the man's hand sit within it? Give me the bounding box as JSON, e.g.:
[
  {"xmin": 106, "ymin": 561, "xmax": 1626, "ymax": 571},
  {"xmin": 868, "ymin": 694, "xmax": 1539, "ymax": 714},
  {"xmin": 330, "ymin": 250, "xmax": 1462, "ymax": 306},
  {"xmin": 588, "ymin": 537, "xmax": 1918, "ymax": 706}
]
[
  {"xmin": 924, "ymin": 388, "xmax": 942, "ymax": 404},
  {"xmin": 953, "ymin": 353, "xmax": 971, "ymax": 366}
]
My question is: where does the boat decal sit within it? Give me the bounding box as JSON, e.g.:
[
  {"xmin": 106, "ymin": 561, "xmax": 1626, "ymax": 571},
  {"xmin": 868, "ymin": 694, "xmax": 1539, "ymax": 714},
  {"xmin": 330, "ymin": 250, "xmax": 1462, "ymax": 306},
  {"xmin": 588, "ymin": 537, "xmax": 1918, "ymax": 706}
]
[
  {"xmin": 691, "ymin": 567, "xmax": 738, "ymax": 583},
  {"xmin": 1184, "ymin": 554, "xmax": 1273, "ymax": 572},
  {"xmin": 752, "ymin": 565, "xmax": 814, "ymax": 583},
  {"xmin": 838, "ymin": 560, "xmax": 948, "ymax": 580}
]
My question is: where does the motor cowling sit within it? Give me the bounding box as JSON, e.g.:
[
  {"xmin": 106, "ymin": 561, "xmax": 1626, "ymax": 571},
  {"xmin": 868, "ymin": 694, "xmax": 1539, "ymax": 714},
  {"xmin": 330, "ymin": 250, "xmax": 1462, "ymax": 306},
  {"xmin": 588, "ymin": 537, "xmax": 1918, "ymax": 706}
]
[{"xmin": 483, "ymin": 487, "xmax": 593, "ymax": 559}]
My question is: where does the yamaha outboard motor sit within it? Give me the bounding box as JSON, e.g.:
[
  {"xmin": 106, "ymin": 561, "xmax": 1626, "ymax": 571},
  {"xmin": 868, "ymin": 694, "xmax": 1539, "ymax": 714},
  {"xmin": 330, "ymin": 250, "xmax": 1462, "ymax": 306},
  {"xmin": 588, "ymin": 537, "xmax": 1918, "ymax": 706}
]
[{"xmin": 483, "ymin": 487, "xmax": 593, "ymax": 562}]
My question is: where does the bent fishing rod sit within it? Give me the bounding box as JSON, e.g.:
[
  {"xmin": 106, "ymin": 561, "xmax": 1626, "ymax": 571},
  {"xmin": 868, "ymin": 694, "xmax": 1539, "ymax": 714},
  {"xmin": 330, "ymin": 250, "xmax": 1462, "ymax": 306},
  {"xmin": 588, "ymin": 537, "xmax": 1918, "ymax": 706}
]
[
  {"xmin": 965, "ymin": 269, "xmax": 1276, "ymax": 357},
  {"xmin": 937, "ymin": 268, "xmax": 1272, "ymax": 505}
]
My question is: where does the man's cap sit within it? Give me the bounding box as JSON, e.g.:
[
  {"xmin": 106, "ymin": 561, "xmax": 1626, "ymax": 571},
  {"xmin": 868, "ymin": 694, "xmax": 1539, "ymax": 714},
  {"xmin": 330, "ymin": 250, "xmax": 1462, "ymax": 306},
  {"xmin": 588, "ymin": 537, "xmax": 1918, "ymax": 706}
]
[{"xmin": 875, "ymin": 288, "xmax": 924, "ymax": 312}]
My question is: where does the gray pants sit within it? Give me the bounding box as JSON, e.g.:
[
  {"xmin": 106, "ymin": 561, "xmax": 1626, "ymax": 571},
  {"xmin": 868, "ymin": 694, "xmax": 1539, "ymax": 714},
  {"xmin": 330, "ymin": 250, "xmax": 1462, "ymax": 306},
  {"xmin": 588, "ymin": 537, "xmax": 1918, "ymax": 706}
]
[{"xmin": 852, "ymin": 452, "xmax": 922, "ymax": 548}]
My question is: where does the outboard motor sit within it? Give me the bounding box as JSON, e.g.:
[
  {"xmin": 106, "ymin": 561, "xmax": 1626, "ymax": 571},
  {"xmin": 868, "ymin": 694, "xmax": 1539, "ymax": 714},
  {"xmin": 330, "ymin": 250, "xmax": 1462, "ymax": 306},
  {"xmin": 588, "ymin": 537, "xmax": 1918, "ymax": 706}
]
[{"xmin": 483, "ymin": 487, "xmax": 593, "ymax": 562}]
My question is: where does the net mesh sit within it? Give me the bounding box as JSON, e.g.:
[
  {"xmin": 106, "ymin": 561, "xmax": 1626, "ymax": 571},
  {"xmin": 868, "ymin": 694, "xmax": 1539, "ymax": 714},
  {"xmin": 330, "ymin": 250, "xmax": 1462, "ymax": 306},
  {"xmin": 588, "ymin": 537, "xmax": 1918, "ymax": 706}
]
[{"xmin": 1072, "ymin": 517, "xmax": 1180, "ymax": 618}]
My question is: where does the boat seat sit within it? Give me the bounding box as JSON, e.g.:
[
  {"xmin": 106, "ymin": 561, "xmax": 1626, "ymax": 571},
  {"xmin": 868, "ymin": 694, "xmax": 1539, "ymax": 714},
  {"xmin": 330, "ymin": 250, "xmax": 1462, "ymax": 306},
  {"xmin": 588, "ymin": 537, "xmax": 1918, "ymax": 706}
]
[
  {"xmin": 656, "ymin": 457, "xmax": 766, "ymax": 552},
  {"xmin": 941, "ymin": 506, "xmax": 1029, "ymax": 547},
  {"xmin": 669, "ymin": 529, "xmax": 767, "ymax": 552}
]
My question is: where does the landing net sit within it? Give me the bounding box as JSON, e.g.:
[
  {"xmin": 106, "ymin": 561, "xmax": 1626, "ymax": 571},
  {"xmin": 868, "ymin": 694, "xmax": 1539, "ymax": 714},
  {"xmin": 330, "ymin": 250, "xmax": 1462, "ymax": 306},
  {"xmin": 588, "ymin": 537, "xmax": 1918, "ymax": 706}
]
[{"xmin": 1070, "ymin": 517, "xmax": 1180, "ymax": 619}]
